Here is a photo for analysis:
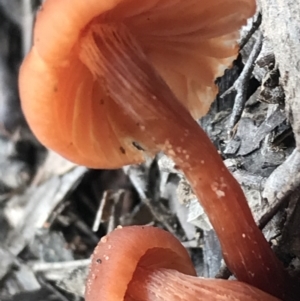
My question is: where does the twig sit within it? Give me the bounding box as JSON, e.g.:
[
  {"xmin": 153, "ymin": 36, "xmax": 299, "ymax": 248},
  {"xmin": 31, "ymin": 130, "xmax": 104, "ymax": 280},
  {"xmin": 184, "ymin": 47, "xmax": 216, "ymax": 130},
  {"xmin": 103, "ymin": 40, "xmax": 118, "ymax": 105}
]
[
  {"xmin": 92, "ymin": 190, "xmax": 109, "ymax": 232},
  {"xmin": 258, "ymin": 197, "xmax": 289, "ymax": 231},
  {"xmin": 222, "ymin": 32, "xmax": 263, "ymax": 135},
  {"xmin": 240, "ymin": 12, "xmax": 262, "ymax": 50},
  {"xmin": 38, "ymin": 276, "xmax": 70, "ymax": 301},
  {"xmin": 31, "ymin": 259, "xmax": 90, "ymax": 272},
  {"xmin": 21, "ymin": 0, "xmax": 34, "ymax": 56},
  {"xmin": 124, "ymin": 164, "xmax": 180, "ymax": 238},
  {"xmin": 107, "ymin": 200, "xmax": 117, "ymax": 233},
  {"xmin": 141, "ymin": 198, "xmax": 180, "ymax": 239},
  {"xmin": 69, "ymin": 212, "xmax": 99, "ymax": 244}
]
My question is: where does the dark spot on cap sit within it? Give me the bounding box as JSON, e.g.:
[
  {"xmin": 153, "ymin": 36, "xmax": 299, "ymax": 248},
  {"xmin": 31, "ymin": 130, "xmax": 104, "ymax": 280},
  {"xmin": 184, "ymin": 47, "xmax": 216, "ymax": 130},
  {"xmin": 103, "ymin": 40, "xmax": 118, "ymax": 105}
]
[
  {"xmin": 120, "ymin": 146, "xmax": 126, "ymax": 154},
  {"xmin": 132, "ymin": 141, "xmax": 145, "ymax": 151},
  {"xmin": 96, "ymin": 258, "xmax": 102, "ymax": 264}
]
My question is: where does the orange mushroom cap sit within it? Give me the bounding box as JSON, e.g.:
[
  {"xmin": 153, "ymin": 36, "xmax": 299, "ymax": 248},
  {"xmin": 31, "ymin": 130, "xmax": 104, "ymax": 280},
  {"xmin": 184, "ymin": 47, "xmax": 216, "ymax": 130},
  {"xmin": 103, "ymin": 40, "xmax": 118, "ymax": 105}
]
[
  {"xmin": 86, "ymin": 226, "xmax": 281, "ymax": 301},
  {"xmin": 86, "ymin": 226, "xmax": 196, "ymax": 301},
  {"xmin": 19, "ymin": 0, "xmax": 255, "ymax": 168}
]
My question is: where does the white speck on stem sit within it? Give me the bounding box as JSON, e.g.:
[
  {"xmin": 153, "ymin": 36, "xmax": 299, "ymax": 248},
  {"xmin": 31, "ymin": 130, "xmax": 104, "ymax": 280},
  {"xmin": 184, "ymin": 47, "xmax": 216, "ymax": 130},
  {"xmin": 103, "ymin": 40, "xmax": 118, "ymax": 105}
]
[
  {"xmin": 211, "ymin": 182, "xmax": 225, "ymax": 198},
  {"xmin": 176, "ymin": 147, "xmax": 182, "ymax": 153},
  {"xmin": 101, "ymin": 236, "xmax": 107, "ymax": 243},
  {"xmin": 168, "ymin": 149, "xmax": 175, "ymax": 156}
]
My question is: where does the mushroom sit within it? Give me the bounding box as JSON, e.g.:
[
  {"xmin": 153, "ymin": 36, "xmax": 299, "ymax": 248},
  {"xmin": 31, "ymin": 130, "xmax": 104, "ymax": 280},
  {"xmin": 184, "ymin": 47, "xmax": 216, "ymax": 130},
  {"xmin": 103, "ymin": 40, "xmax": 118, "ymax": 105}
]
[
  {"xmin": 86, "ymin": 225, "xmax": 280, "ymax": 301},
  {"xmin": 18, "ymin": 0, "xmax": 298, "ymax": 299}
]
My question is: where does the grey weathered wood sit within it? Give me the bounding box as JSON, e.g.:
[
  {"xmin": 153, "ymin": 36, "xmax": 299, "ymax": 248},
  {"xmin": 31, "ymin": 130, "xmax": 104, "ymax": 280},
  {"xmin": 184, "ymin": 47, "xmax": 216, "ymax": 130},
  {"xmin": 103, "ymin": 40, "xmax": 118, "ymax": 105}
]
[
  {"xmin": 259, "ymin": 0, "xmax": 300, "ymax": 143},
  {"xmin": 259, "ymin": 1, "xmax": 300, "ymax": 204}
]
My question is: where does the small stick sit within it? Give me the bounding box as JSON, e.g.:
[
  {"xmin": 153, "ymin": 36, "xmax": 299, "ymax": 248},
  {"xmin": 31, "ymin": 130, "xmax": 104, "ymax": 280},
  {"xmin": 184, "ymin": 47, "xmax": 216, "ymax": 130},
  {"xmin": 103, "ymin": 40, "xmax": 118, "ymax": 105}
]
[
  {"xmin": 21, "ymin": 0, "xmax": 34, "ymax": 56},
  {"xmin": 92, "ymin": 191, "xmax": 110, "ymax": 232},
  {"xmin": 31, "ymin": 259, "xmax": 90, "ymax": 272},
  {"xmin": 240, "ymin": 13, "xmax": 262, "ymax": 50},
  {"xmin": 222, "ymin": 32, "xmax": 263, "ymax": 135}
]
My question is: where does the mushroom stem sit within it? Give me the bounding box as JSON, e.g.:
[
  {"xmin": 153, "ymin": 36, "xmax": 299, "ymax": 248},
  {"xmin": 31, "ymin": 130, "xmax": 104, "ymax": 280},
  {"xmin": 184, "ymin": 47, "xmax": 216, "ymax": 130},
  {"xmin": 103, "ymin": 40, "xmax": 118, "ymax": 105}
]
[
  {"xmin": 79, "ymin": 23, "xmax": 298, "ymax": 300},
  {"xmin": 126, "ymin": 267, "xmax": 280, "ymax": 301},
  {"xmin": 160, "ymin": 118, "xmax": 292, "ymax": 299}
]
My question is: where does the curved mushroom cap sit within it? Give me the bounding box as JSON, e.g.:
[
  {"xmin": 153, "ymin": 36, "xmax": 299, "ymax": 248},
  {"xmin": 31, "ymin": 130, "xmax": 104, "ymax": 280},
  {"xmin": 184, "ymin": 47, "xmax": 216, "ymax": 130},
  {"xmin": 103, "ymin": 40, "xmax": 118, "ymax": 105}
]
[
  {"xmin": 19, "ymin": 0, "xmax": 256, "ymax": 168},
  {"xmin": 85, "ymin": 226, "xmax": 196, "ymax": 301},
  {"xmin": 86, "ymin": 226, "xmax": 281, "ymax": 301}
]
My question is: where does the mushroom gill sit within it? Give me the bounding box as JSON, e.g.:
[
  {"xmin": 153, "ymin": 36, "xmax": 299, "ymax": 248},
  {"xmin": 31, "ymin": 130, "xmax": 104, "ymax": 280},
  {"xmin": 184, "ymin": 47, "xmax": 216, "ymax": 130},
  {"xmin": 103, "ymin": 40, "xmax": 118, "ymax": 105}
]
[{"xmin": 19, "ymin": 0, "xmax": 255, "ymax": 168}]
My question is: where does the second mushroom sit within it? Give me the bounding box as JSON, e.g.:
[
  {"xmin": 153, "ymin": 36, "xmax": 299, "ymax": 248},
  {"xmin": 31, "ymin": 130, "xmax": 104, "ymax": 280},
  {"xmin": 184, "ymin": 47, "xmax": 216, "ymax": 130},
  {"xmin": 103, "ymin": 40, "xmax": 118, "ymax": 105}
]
[{"xmin": 86, "ymin": 226, "xmax": 281, "ymax": 301}]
